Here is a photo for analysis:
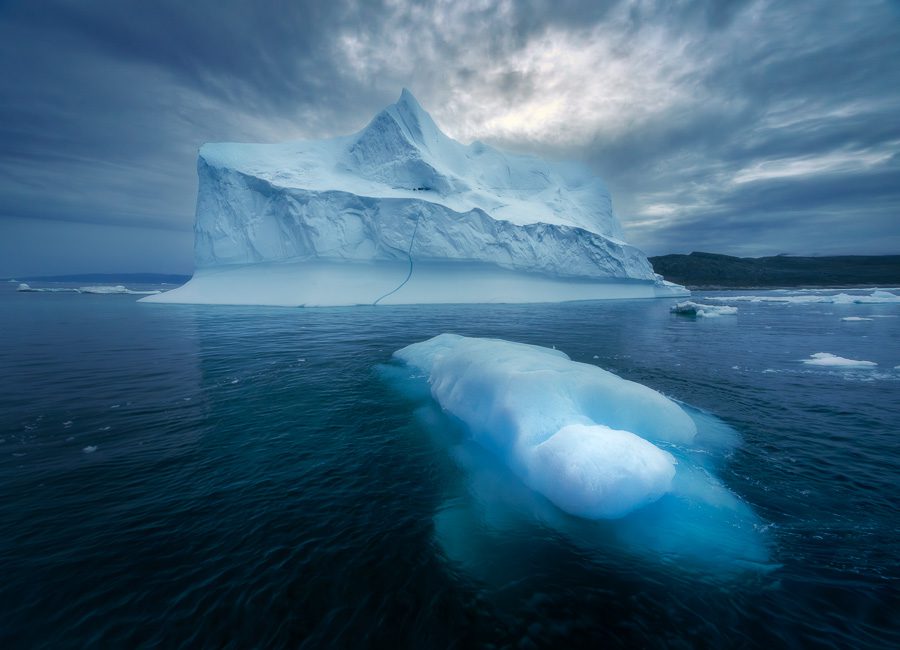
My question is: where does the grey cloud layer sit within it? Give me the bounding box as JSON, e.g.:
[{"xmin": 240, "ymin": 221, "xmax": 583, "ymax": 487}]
[{"xmin": 1, "ymin": 0, "xmax": 898, "ymax": 273}]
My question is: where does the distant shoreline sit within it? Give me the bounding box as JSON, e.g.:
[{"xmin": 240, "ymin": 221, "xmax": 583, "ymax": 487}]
[{"xmin": 650, "ymin": 252, "xmax": 900, "ymax": 289}]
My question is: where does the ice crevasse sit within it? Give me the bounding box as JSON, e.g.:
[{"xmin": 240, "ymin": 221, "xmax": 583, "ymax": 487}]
[{"xmin": 143, "ymin": 89, "xmax": 687, "ymax": 306}]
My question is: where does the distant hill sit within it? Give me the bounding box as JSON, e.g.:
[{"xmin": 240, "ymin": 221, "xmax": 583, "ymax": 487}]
[{"xmin": 649, "ymin": 252, "xmax": 900, "ymax": 288}]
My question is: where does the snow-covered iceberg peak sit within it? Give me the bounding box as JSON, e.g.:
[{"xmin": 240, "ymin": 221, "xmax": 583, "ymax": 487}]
[{"xmin": 143, "ymin": 90, "xmax": 687, "ymax": 306}]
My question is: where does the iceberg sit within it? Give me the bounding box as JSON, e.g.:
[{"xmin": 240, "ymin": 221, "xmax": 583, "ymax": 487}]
[
  {"xmin": 394, "ymin": 334, "xmax": 696, "ymax": 519},
  {"xmin": 143, "ymin": 90, "xmax": 687, "ymax": 306},
  {"xmin": 388, "ymin": 334, "xmax": 772, "ymax": 571}
]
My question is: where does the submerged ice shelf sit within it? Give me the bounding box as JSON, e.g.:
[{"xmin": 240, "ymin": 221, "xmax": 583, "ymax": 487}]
[
  {"xmin": 395, "ymin": 334, "xmax": 695, "ymax": 519},
  {"xmin": 144, "ymin": 90, "xmax": 686, "ymax": 306},
  {"xmin": 388, "ymin": 334, "xmax": 771, "ymax": 570}
]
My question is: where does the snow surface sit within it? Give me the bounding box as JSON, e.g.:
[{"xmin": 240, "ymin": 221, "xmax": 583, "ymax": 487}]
[
  {"xmin": 671, "ymin": 301, "xmax": 737, "ymax": 317},
  {"xmin": 394, "ymin": 334, "xmax": 697, "ymax": 519},
  {"xmin": 145, "ymin": 90, "xmax": 686, "ymax": 306},
  {"xmin": 803, "ymin": 352, "xmax": 877, "ymax": 368}
]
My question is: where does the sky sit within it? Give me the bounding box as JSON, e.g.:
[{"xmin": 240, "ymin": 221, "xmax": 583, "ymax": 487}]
[{"xmin": 1, "ymin": 0, "xmax": 899, "ymax": 276}]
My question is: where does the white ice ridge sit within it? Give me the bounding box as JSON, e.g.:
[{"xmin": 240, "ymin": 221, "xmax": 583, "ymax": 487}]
[
  {"xmin": 803, "ymin": 352, "xmax": 877, "ymax": 368},
  {"xmin": 17, "ymin": 283, "xmax": 159, "ymax": 295},
  {"xmin": 707, "ymin": 290, "xmax": 900, "ymax": 304},
  {"xmin": 670, "ymin": 301, "xmax": 737, "ymax": 317},
  {"xmin": 143, "ymin": 89, "xmax": 687, "ymax": 306},
  {"xmin": 395, "ymin": 334, "xmax": 697, "ymax": 519}
]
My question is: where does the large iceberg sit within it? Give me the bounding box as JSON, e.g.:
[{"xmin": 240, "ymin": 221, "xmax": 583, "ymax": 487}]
[{"xmin": 144, "ymin": 90, "xmax": 687, "ymax": 306}]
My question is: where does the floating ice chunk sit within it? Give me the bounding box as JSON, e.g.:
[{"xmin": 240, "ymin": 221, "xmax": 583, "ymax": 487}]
[
  {"xmin": 803, "ymin": 352, "xmax": 877, "ymax": 368},
  {"xmin": 16, "ymin": 283, "xmax": 159, "ymax": 295},
  {"xmin": 79, "ymin": 285, "xmax": 160, "ymax": 295},
  {"xmin": 387, "ymin": 344, "xmax": 772, "ymax": 573},
  {"xmin": 841, "ymin": 316, "xmax": 873, "ymax": 321},
  {"xmin": 82, "ymin": 445, "xmax": 98, "ymax": 453},
  {"xmin": 394, "ymin": 334, "xmax": 697, "ymax": 519},
  {"xmin": 16, "ymin": 283, "xmax": 79, "ymax": 293},
  {"xmin": 708, "ymin": 290, "xmax": 900, "ymax": 305},
  {"xmin": 671, "ymin": 301, "xmax": 737, "ymax": 317}
]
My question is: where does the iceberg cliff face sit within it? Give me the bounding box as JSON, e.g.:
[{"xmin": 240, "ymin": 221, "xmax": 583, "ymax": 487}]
[{"xmin": 145, "ymin": 90, "xmax": 686, "ymax": 306}]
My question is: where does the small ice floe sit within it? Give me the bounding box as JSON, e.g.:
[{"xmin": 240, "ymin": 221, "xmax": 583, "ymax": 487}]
[
  {"xmin": 389, "ymin": 334, "xmax": 773, "ymax": 572},
  {"xmin": 78, "ymin": 285, "xmax": 160, "ymax": 295},
  {"xmin": 841, "ymin": 316, "xmax": 873, "ymax": 322},
  {"xmin": 394, "ymin": 334, "xmax": 696, "ymax": 519},
  {"xmin": 803, "ymin": 353, "xmax": 877, "ymax": 368},
  {"xmin": 17, "ymin": 283, "xmax": 159, "ymax": 295},
  {"xmin": 82, "ymin": 445, "xmax": 98, "ymax": 454},
  {"xmin": 17, "ymin": 283, "xmax": 79, "ymax": 293},
  {"xmin": 671, "ymin": 301, "xmax": 737, "ymax": 318},
  {"xmin": 63, "ymin": 420, "xmax": 73, "ymax": 428},
  {"xmin": 707, "ymin": 290, "xmax": 900, "ymax": 305}
]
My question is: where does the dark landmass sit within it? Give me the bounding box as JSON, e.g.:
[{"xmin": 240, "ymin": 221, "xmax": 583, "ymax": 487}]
[
  {"xmin": 650, "ymin": 252, "xmax": 900, "ymax": 289},
  {"xmin": 14, "ymin": 273, "xmax": 191, "ymax": 284}
]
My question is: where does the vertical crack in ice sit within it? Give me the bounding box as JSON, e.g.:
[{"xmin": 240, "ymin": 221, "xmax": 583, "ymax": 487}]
[{"xmin": 373, "ymin": 213, "xmax": 421, "ymax": 305}]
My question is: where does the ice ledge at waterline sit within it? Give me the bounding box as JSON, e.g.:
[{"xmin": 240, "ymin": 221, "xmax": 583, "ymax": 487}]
[
  {"xmin": 144, "ymin": 89, "xmax": 687, "ymax": 306},
  {"xmin": 140, "ymin": 261, "xmax": 686, "ymax": 307}
]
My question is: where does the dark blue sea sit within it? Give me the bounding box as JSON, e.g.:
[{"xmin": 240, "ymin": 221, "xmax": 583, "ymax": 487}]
[{"xmin": 1, "ymin": 281, "xmax": 898, "ymax": 649}]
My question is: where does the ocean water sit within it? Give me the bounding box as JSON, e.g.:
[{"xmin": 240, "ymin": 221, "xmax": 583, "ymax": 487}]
[{"xmin": 1, "ymin": 283, "xmax": 898, "ymax": 648}]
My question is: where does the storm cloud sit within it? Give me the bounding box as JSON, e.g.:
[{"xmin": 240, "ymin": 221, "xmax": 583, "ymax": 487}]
[{"xmin": 1, "ymin": 0, "xmax": 898, "ymax": 274}]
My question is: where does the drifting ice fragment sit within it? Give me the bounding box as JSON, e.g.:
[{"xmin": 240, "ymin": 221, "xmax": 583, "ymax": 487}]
[
  {"xmin": 707, "ymin": 290, "xmax": 900, "ymax": 305},
  {"xmin": 803, "ymin": 352, "xmax": 877, "ymax": 368},
  {"xmin": 671, "ymin": 301, "xmax": 737, "ymax": 317},
  {"xmin": 388, "ymin": 334, "xmax": 773, "ymax": 572},
  {"xmin": 395, "ymin": 334, "xmax": 697, "ymax": 519}
]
